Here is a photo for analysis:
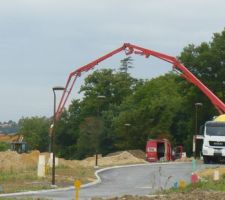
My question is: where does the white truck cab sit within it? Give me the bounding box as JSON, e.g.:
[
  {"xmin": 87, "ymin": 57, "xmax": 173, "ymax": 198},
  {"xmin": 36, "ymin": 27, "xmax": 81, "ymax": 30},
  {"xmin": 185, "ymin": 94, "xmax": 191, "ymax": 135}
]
[{"xmin": 202, "ymin": 120, "xmax": 225, "ymax": 163}]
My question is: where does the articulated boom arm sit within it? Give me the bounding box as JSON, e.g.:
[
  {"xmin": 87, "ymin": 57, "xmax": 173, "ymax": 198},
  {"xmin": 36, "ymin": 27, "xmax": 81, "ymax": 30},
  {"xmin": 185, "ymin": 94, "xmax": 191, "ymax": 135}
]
[{"xmin": 56, "ymin": 43, "xmax": 225, "ymax": 120}]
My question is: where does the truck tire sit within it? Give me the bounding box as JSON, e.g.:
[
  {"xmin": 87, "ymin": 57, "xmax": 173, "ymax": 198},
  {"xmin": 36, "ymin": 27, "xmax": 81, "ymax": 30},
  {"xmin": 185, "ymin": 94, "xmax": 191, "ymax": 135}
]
[{"xmin": 203, "ymin": 156, "xmax": 210, "ymax": 164}]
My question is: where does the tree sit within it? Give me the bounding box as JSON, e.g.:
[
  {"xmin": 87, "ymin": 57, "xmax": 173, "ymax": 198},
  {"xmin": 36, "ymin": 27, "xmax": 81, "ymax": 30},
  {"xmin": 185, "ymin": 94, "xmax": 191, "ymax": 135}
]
[
  {"xmin": 51, "ymin": 29, "xmax": 225, "ymax": 158},
  {"xmin": 119, "ymin": 56, "xmax": 133, "ymax": 74},
  {"xmin": 76, "ymin": 117, "xmax": 103, "ymax": 159},
  {"xmin": 80, "ymin": 68, "xmax": 138, "ymax": 108},
  {"xmin": 177, "ymin": 28, "xmax": 225, "ymax": 154},
  {"xmin": 113, "ymin": 73, "xmax": 183, "ymax": 150},
  {"xmin": 18, "ymin": 116, "xmax": 50, "ymax": 152},
  {"xmin": 179, "ymin": 28, "xmax": 225, "ymax": 115},
  {"xmin": 79, "ymin": 68, "xmax": 139, "ymax": 154},
  {"xmin": 55, "ymin": 99, "xmax": 81, "ymax": 159}
]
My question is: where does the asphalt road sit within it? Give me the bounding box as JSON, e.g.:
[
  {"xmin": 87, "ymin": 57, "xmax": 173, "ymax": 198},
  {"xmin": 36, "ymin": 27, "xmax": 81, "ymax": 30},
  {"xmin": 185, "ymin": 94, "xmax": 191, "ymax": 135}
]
[{"xmin": 3, "ymin": 162, "xmax": 212, "ymax": 200}]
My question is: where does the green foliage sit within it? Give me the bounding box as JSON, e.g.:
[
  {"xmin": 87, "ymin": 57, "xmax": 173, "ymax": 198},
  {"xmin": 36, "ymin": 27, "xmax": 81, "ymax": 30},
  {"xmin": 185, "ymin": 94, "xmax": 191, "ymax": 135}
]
[
  {"xmin": 0, "ymin": 142, "xmax": 10, "ymax": 151},
  {"xmin": 119, "ymin": 56, "xmax": 133, "ymax": 74},
  {"xmin": 80, "ymin": 68, "xmax": 138, "ymax": 108},
  {"xmin": 18, "ymin": 117, "xmax": 50, "ymax": 152},
  {"xmin": 76, "ymin": 117, "xmax": 103, "ymax": 159},
  {"xmin": 179, "ymin": 28, "xmax": 225, "ymax": 115},
  {"xmin": 113, "ymin": 73, "xmax": 183, "ymax": 150},
  {"xmin": 177, "ymin": 28, "xmax": 225, "ymax": 154},
  {"xmin": 75, "ymin": 68, "xmax": 139, "ymax": 157},
  {"xmin": 55, "ymin": 100, "xmax": 81, "ymax": 159}
]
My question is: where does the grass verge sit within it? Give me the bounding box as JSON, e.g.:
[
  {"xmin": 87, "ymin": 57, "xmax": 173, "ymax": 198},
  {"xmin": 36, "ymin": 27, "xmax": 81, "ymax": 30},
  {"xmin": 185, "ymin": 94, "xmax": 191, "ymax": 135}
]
[
  {"xmin": 163, "ymin": 178, "xmax": 225, "ymax": 194},
  {"xmin": 0, "ymin": 165, "xmax": 95, "ymax": 194}
]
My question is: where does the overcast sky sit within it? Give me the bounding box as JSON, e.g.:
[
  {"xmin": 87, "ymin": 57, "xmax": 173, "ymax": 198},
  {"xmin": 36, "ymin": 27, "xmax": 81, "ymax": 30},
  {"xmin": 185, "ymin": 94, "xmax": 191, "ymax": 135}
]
[{"xmin": 0, "ymin": 0, "xmax": 224, "ymax": 122}]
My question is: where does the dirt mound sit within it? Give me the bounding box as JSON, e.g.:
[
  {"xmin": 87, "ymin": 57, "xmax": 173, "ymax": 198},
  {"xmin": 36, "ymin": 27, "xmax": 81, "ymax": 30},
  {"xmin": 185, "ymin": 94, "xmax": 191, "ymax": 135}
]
[
  {"xmin": 128, "ymin": 150, "xmax": 146, "ymax": 160},
  {"xmin": 59, "ymin": 151, "xmax": 146, "ymax": 168},
  {"xmin": 106, "ymin": 151, "xmax": 124, "ymax": 157},
  {"xmin": 107, "ymin": 150, "xmax": 146, "ymax": 160},
  {"xmin": 0, "ymin": 150, "xmax": 145, "ymax": 173},
  {"xmin": 0, "ymin": 150, "xmax": 39, "ymax": 172},
  {"xmin": 81, "ymin": 151, "xmax": 145, "ymax": 167}
]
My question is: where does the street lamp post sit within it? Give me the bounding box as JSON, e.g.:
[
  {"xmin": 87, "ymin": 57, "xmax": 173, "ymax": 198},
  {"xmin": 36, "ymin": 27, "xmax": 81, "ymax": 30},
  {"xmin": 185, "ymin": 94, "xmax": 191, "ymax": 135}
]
[
  {"xmin": 52, "ymin": 86, "xmax": 65, "ymax": 186},
  {"xmin": 95, "ymin": 95, "xmax": 106, "ymax": 168},
  {"xmin": 124, "ymin": 123, "xmax": 131, "ymax": 139},
  {"xmin": 194, "ymin": 102, "xmax": 203, "ymax": 159}
]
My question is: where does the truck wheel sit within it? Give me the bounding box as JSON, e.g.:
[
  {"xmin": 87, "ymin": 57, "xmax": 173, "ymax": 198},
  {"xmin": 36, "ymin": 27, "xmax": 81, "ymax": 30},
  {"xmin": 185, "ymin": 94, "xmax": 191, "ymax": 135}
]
[{"xmin": 203, "ymin": 156, "xmax": 210, "ymax": 164}]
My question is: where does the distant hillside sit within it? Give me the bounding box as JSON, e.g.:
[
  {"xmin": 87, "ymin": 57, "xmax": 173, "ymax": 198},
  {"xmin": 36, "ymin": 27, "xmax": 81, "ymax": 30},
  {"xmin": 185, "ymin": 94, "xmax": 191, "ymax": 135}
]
[{"xmin": 0, "ymin": 120, "xmax": 18, "ymax": 134}]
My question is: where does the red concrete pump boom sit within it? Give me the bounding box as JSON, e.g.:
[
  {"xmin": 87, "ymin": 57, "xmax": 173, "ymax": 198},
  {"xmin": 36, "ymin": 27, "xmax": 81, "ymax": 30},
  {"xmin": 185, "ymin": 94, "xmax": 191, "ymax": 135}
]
[{"xmin": 56, "ymin": 43, "xmax": 225, "ymax": 120}]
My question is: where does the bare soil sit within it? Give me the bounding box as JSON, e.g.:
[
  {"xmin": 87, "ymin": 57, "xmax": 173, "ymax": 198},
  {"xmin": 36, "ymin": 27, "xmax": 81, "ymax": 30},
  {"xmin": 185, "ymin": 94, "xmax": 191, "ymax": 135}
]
[
  {"xmin": 106, "ymin": 150, "xmax": 146, "ymax": 160},
  {"xmin": 0, "ymin": 150, "xmax": 39, "ymax": 172},
  {"xmin": 0, "ymin": 134, "xmax": 21, "ymax": 142},
  {"xmin": 0, "ymin": 150, "xmax": 146, "ymax": 172},
  {"xmin": 94, "ymin": 189, "xmax": 225, "ymax": 200}
]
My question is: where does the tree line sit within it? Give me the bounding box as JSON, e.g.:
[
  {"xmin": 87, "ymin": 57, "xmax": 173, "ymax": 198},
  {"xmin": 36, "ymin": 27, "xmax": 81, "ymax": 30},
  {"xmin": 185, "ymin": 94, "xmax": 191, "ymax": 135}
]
[
  {"xmin": 0, "ymin": 120, "xmax": 18, "ymax": 134},
  {"xmin": 18, "ymin": 29, "xmax": 225, "ymax": 159}
]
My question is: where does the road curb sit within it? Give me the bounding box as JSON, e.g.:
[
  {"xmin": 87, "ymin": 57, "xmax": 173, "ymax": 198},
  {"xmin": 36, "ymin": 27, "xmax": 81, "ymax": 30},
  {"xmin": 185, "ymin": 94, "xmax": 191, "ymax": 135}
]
[{"xmin": 0, "ymin": 162, "xmax": 190, "ymax": 197}]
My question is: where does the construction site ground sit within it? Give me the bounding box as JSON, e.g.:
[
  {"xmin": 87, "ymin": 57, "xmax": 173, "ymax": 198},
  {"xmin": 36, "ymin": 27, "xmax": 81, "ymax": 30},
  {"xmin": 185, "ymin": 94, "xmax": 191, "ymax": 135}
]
[
  {"xmin": 0, "ymin": 150, "xmax": 146, "ymax": 193},
  {"xmin": 1, "ymin": 150, "xmax": 225, "ymax": 200},
  {"xmin": 97, "ymin": 189, "xmax": 225, "ymax": 200}
]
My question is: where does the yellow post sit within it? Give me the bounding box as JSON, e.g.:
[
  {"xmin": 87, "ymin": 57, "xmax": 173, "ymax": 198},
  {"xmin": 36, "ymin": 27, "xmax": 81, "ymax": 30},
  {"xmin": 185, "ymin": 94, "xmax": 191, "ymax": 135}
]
[
  {"xmin": 76, "ymin": 188, "xmax": 79, "ymax": 200},
  {"xmin": 74, "ymin": 180, "xmax": 81, "ymax": 200},
  {"xmin": 179, "ymin": 180, "xmax": 186, "ymax": 189}
]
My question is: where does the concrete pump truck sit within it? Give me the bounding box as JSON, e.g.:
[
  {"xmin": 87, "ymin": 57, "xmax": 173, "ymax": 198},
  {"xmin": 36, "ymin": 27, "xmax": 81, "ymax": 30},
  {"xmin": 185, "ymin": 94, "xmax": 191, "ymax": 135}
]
[{"xmin": 54, "ymin": 43, "xmax": 225, "ymax": 164}]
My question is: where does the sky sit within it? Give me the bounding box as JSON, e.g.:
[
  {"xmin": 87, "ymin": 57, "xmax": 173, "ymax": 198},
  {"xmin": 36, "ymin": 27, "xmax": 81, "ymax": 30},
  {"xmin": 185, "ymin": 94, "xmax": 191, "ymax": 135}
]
[{"xmin": 0, "ymin": 0, "xmax": 224, "ymax": 122}]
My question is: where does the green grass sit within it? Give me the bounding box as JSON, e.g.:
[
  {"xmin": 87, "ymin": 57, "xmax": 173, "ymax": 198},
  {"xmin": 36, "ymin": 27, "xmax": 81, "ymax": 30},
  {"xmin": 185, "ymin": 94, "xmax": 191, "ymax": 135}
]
[
  {"xmin": 0, "ymin": 168, "xmax": 52, "ymax": 193},
  {"xmin": 163, "ymin": 178, "xmax": 225, "ymax": 194},
  {"xmin": 0, "ymin": 170, "xmax": 37, "ymax": 182}
]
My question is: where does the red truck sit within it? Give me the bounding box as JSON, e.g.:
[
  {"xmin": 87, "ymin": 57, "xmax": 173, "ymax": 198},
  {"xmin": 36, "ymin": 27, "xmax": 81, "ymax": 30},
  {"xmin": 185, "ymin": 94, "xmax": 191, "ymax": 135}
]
[{"xmin": 146, "ymin": 139, "xmax": 183, "ymax": 162}]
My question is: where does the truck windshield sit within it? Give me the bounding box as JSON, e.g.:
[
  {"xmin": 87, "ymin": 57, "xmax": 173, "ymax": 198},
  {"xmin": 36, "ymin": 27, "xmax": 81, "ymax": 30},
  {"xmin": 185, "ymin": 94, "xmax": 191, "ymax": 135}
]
[{"xmin": 206, "ymin": 124, "xmax": 225, "ymax": 136}]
